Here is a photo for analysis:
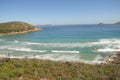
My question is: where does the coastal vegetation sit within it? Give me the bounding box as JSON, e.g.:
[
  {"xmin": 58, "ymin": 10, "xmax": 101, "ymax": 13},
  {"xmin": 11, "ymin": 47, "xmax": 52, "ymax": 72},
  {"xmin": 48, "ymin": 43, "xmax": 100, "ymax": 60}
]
[
  {"xmin": 0, "ymin": 21, "xmax": 41, "ymax": 34},
  {"xmin": 0, "ymin": 52, "xmax": 119, "ymax": 80}
]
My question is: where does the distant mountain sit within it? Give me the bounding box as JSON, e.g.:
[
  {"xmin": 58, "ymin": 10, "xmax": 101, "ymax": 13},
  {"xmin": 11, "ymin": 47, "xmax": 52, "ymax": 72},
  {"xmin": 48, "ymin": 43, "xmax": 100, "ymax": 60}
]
[
  {"xmin": 36, "ymin": 24, "xmax": 53, "ymax": 26},
  {"xmin": 114, "ymin": 21, "xmax": 120, "ymax": 24},
  {"xmin": 0, "ymin": 21, "xmax": 42, "ymax": 34}
]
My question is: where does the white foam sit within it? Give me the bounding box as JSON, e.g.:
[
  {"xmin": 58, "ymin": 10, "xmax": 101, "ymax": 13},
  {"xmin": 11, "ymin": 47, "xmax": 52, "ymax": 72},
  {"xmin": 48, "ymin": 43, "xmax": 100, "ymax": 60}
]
[
  {"xmin": 0, "ymin": 38, "xmax": 120, "ymax": 64},
  {"xmin": 33, "ymin": 53, "xmax": 81, "ymax": 62},
  {"xmin": 90, "ymin": 39, "xmax": 120, "ymax": 46},
  {"xmin": 0, "ymin": 39, "xmax": 3, "ymax": 41},
  {"xmin": 1, "ymin": 38, "xmax": 120, "ymax": 48},
  {"xmin": 24, "ymin": 42, "xmax": 92, "ymax": 48},
  {"xmin": 112, "ymin": 44, "xmax": 120, "ymax": 48},
  {"xmin": 56, "ymin": 54, "xmax": 80, "ymax": 61},
  {"xmin": 92, "ymin": 38, "xmax": 120, "ymax": 52},
  {"xmin": 51, "ymin": 50, "xmax": 79, "ymax": 53},
  {"xmin": 25, "ymin": 42, "xmax": 40, "ymax": 45},
  {"xmin": 23, "ymin": 38, "xmax": 120, "ymax": 48},
  {"xmin": 97, "ymin": 48, "xmax": 120, "ymax": 52},
  {"xmin": 0, "ymin": 46, "xmax": 7, "ymax": 49},
  {"xmin": 14, "ymin": 40, "xmax": 19, "ymax": 43},
  {"xmin": 98, "ymin": 39, "xmax": 120, "ymax": 44},
  {"xmin": 35, "ymin": 54, "xmax": 59, "ymax": 60},
  {"xmin": 0, "ymin": 53, "xmax": 107, "ymax": 64},
  {"xmin": 7, "ymin": 47, "xmax": 46, "ymax": 52}
]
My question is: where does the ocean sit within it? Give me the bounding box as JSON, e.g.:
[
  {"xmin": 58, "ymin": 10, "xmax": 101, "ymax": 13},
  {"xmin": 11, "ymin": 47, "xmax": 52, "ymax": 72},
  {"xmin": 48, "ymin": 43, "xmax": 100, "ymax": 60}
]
[{"xmin": 0, "ymin": 24, "xmax": 120, "ymax": 63}]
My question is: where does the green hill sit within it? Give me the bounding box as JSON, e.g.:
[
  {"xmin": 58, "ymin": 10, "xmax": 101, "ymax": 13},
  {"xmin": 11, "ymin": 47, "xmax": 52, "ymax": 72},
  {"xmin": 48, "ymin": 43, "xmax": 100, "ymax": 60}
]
[{"xmin": 0, "ymin": 21, "xmax": 41, "ymax": 34}]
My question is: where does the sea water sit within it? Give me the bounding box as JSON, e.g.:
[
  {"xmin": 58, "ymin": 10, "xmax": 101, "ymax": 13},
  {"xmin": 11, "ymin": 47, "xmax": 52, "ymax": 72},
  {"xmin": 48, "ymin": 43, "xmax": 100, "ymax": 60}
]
[{"xmin": 0, "ymin": 24, "xmax": 120, "ymax": 63}]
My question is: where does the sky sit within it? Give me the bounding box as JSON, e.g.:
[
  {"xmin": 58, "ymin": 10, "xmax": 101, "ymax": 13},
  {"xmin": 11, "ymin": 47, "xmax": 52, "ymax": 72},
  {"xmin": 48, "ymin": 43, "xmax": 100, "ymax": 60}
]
[{"xmin": 0, "ymin": 0, "xmax": 120, "ymax": 25}]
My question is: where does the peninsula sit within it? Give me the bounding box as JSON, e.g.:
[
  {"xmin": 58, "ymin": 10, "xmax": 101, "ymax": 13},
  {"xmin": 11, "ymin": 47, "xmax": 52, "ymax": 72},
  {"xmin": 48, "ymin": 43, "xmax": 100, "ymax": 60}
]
[
  {"xmin": 0, "ymin": 21, "xmax": 42, "ymax": 34},
  {"xmin": 114, "ymin": 21, "xmax": 120, "ymax": 25}
]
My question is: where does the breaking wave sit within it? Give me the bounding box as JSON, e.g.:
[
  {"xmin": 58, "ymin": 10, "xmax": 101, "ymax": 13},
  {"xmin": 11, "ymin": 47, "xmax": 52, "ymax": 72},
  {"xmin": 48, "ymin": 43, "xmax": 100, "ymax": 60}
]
[
  {"xmin": 0, "ymin": 47, "xmax": 46, "ymax": 53},
  {"xmin": 0, "ymin": 39, "xmax": 3, "ymax": 41},
  {"xmin": 8, "ymin": 48, "xmax": 46, "ymax": 52},
  {"xmin": 96, "ymin": 48, "xmax": 120, "ymax": 52},
  {"xmin": 0, "ymin": 54, "xmax": 108, "ymax": 64},
  {"xmin": 22, "ymin": 38, "xmax": 120, "ymax": 48},
  {"xmin": 0, "ymin": 38, "xmax": 120, "ymax": 64},
  {"xmin": 51, "ymin": 50, "xmax": 79, "ymax": 53},
  {"xmin": 14, "ymin": 40, "xmax": 19, "ymax": 43}
]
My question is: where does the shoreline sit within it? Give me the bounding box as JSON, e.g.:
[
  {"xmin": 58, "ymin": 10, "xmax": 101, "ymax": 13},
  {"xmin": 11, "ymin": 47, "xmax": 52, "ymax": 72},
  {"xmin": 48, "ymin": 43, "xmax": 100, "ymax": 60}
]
[
  {"xmin": 0, "ymin": 52, "xmax": 119, "ymax": 65},
  {"xmin": 0, "ymin": 27, "xmax": 42, "ymax": 35},
  {"xmin": 0, "ymin": 52, "xmax": 119, "ymax": 79}
]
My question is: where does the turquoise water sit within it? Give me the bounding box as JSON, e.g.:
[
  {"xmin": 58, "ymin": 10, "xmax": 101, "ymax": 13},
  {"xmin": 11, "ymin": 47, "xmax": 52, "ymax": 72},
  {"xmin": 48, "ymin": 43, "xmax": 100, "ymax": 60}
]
[{"xmin": 0, "ymin": 24, "xmax": 120, "ymax": 63}]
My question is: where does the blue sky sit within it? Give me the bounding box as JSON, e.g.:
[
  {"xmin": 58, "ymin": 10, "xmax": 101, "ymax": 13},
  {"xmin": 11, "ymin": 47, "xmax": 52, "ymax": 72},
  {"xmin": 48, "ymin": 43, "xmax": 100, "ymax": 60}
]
[{"xmin": 0, "ymin": 0, "xmax": 120, "ymax": 25}]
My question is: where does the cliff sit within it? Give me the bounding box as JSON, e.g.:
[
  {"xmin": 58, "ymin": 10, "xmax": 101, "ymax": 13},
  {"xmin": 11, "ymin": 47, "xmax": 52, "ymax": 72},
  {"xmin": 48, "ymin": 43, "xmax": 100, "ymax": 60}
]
[{"xmin": 0, "ymin": 21, "xmax": 42, "ymax": 34}]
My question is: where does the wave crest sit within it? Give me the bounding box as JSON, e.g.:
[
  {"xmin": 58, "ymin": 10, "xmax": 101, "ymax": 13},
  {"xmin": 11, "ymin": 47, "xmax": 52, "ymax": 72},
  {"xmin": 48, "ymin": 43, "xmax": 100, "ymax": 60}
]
[
  {"xmin": 23, "ymin": 38, "xmax": 120, "ymax": 48},
  {"xmin": 51, "ymin": 50, "xmax": 79, "ymax": 53},
  {"xmin": 7, "ymin": 47, "xmax": 46, "ymax": 52}
]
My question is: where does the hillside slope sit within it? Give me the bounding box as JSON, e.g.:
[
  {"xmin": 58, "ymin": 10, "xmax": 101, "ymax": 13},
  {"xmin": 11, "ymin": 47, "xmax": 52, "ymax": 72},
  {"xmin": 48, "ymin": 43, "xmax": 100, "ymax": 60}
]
[{"xmin": 0, "ymin": 21, "xmax": 41, "ymax": 34}]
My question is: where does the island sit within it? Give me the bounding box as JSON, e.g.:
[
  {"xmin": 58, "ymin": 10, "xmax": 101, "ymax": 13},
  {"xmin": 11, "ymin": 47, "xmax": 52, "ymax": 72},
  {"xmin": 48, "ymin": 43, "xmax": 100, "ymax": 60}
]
[
  {"xmin": 99, "ymin": 22, "xmax": 104, "ymax": 25},
  {"xmin": 0, "ymin": 21, "xmax": 42, "ymax": 34}
]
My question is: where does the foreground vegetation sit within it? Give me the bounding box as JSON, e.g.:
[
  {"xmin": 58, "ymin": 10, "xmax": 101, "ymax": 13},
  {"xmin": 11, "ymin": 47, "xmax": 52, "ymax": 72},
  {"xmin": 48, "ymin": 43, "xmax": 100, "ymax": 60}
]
[
  {"xmin": 0, "ymin": 21, "xmax": 40, "ymax": 33},
  {"xmin": 0, "ymin": 56, "xmax": 119, "ymax": 80}
]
